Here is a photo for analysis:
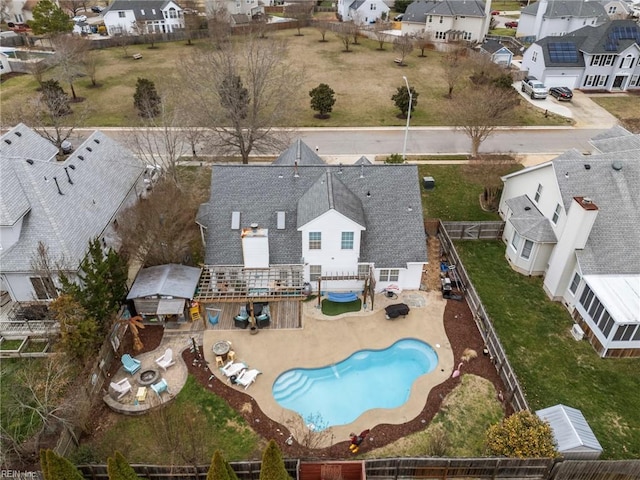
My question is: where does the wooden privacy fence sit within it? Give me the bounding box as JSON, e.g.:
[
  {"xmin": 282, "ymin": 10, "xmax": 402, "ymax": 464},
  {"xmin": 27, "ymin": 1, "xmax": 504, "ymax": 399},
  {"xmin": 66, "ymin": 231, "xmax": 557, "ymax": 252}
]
[
  {"xmin": 549, "ymin": 460, "xmax": 640, "ymax": 480},
  {"xmin": 437, "ymin": 221, "xmax": 529, "ymax": 413},
  {"xmin": 441, "ymin": 221, "xmax": 505, "ymax": 240}
]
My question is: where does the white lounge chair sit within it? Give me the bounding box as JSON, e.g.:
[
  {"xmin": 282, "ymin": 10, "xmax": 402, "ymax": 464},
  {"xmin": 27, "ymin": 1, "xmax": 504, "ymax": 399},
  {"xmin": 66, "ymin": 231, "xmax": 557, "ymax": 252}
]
[
  {"xmin": 110, "ymin": 378, "xmax": 133, "ymax": 400},
  {"xmin": 235, "ymin": 368, "xmax": 261, "ymax": 390},
  {"xmin": 221, "ymin": 361, "xmax": 247, "ymax": 378},
  {"xmin": 155, "ymin": 348, "xmax": 176, "ymax": 371}
]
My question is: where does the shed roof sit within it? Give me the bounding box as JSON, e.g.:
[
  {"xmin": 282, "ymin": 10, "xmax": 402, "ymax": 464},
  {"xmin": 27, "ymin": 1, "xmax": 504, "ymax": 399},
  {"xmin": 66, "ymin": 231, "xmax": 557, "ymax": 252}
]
[
  {"xmin": 536, "ymin": 404, "xmax": 603, "ymax": 453},
  {"xmin": 127, "ymin": 264, "xmax": 202, "ymax": 299}
]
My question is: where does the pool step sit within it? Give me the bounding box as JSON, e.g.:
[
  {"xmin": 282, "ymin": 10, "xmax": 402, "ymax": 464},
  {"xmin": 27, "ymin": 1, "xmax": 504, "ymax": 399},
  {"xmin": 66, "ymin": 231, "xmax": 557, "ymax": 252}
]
[{"xmin": 273, "ymin": 373, "xmax": 314, "ymax": 402}]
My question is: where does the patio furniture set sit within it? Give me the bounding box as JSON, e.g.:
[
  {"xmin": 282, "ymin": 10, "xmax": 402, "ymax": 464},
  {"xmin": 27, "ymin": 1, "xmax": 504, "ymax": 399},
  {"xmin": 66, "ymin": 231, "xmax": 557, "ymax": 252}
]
[
  {"xmin": 109, "ymin": 349, "xmax": 175, "ymax": 403},
  {"xmin": 234, "ymin": 303, "xmax": 270, "ymax": 329},
  {"xmin": 212, "ymin": 342, "xmax": 261, "ymax": 390}
]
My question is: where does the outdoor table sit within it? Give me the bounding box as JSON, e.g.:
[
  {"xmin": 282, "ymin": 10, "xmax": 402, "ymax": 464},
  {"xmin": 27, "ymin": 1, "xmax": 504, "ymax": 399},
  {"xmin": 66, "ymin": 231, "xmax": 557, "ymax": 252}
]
[
  {"xmin": 136, "ymin": 387, "xmax": 148, "ymax": 404},
  {"xmin": 213, "ymin": 340, "xmax": 231, "ymax": 361}
]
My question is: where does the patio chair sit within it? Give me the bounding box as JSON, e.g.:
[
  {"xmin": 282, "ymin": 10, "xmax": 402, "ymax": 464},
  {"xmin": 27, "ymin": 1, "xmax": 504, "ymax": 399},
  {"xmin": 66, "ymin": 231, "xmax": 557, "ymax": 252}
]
[
  {"xmin": 151, "ymin": 378, "xmax": 168, "ymax": 397},
  {"xmin": 221, "ymin": 361, "xmax": 248, "ymax": 378},
  {"xmin": 235, "ymin": 368, "xmax": 261, "ymax": 390},
  {"xmin": 256, "ymin": 305, "xmax": 270, "ymax": 329},
  {"xmin": 155, "ymin": 348, "xmax": 176, "ymax": 371},
  {"xmin": 110, "ymin": 378, "xmax": 133, "ymax": 400},
  {"xmin": 121, "ymin": 354, "xmax": 141, "ymax": 375},
  {"xmin": 234, "ymin": 306, "xmax": 249, "ymax": 329}
]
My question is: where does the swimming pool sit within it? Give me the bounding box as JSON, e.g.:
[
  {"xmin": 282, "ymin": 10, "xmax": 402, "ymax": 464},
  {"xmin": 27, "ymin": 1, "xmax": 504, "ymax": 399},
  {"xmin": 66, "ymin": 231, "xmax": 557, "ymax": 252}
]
[{"xmin": 272, "ymin": 338, "xmax": 438, "ymax": 428}]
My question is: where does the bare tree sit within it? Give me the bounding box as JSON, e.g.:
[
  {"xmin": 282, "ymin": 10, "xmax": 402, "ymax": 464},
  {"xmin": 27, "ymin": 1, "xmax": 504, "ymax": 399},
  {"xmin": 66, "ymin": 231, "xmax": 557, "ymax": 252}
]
[
  {"xmin": 393, "ymin": 33, "xmax": 413, "ymax": 65},
  {"xmin": 183, "ymin": 9, "xmax": 204, "ymax": 45},
  {"xmin": 315, "ymin": 20, "xmax": 330, "ymax": 42},
  {"xmin": 286, "ymin": 1, "xmax": 314, "ymax": 36},
  {"xmin": 83, "ymin": 49, "xmax": 100, "ymax": 87},
  {"xmin": 336, "ymin": 22, "xmax": 356, "ymax": 52},
  {"xmin": 349, "ymin": 13, "xmax": 363, "ymax": 44},
  {"xmin": 0, "ymin": 0, "xmax": 11, "ymax": 23},
  {"xmin": 206, "ymin": 5, "xmax": 231, "ymax": 44},
  {"xmin": 372, "ymin": 20, "xmax": 390, "ymax": 50},
  {"xmin": 413, "ymin": 31, "xmax": 434, "ymax": 57},
  {"xmin": 51, "ymin": 34, "xmax": 90, "ymax": 100},
  {"xmin": 180, "ymin": 35, "xmax": 302, "ymax": 163},
  {"xmin": 59, "ymin": 0, "xmax": 85, "ymax": 16},
  {"xmin": 448, "ymin": 83, "xmax": 519, "ymax": 157},
  {"xmin": 462, "ymin": 154, "xmax": 518, "ymax": 210},
  {"xmin": 30, "ymin": 241, "xmax": 67, "ymax": 300},
  {"xmin": 27, "ymin": 58, "xmax": 52, "ymax": 89},
  {"xmin": 112, "ymin": 29, "xmax": 133, "ymax": 57},
  {"xmin": 442, "ymin": 46, "xmax": 468, "ymax": 98}
]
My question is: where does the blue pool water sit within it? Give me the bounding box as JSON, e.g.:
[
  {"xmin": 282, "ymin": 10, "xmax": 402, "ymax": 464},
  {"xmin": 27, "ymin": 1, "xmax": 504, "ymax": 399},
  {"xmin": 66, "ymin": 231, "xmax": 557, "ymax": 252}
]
[{"xmin": 272, "ymin": 338, "xmax": 438, "ymax": 428}]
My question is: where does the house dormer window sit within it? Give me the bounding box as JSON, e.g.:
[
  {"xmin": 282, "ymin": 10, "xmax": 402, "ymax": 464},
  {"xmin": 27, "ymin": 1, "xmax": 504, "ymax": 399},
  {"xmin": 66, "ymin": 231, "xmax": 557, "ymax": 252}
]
[
  {"xmin": 152, "ymin": 9, "xmax": 156, "ymax": 14},
  {"xmin": 532, "ymin": 51, "xmax": 538, "ymax": 62},
  {"xmin": 428, "ymin": 15, "xmax": 432, "ymax": 22},
  {"xmin": 140, "ymin": 9, "xmax": 145, "ymax": 15},
  {"xmin": 608, "ymin": 6, "xmax": 616, "ymax": 14},
  {"xmin": 168, "ymin": 8, "xmax": 177, "ymax": 18},
  {"xmin": 620, "ymin": 54, "xmax": 634, "ymax": 69},
  {"xmin": 118, "ymin": 11, "xmax": 125, "ymax": 17},
  {"xmin": 534, "ymin": 183, "xmax": 543, "ymax": 202},
  {"xmin": 439, "ymin": 16, "xmax": 443, "ymax": 23},
  {"xmin": 309, "ymin": 232, "xmax": 321, "ymax": 249},
  {"xmin": 341, "ymin": 232, "xmax": 354, "ymax": 249},
  {"xmin": 552, "ymin": 203, "xmax": 561, "ymax": 224}
]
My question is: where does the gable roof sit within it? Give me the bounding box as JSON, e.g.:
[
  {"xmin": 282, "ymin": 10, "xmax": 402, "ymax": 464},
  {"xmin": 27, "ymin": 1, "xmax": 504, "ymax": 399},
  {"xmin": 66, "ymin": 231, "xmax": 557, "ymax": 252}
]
[
  {"xmin": 522, "ymin": 0, "xmax": 607, "ymax": 20},
  {"xmin": 127, "ymin": 264, "xmax": 202, "ymax": 299},
  {"xmin": 354, "ymin": 156, "xmax": 373, "ymax": 165},
  {"xmin": 404, "ymin": 0, "xmax": 487, "ymax": 23},
  {"xmin": 505, "ymin": 195, "xmax": 557, "ymax": 243},
  {"xmin": 271, "ymin": 139, "xmax": 326, "ymax": 166},
  {"xmin": 200, "ymin": 145, "xmax": 427, "ymax": 269},
  {"xmin": 535, "ymin": 36, "xmax": 586, "ymax": 67},
  {"xmin": 536, "ymin": 404, "xmax": 603, "ymax": 454},
  {"xmin": 105, "ymin": 0, "xmax": 180, "ymax": 19},
  {"xmin": 0, "ymin": 125, "xmax": 144, "ymax": 272},
  {"xmin": 481, "ymin": 39, "xmax": 512, "ymax": 54}
]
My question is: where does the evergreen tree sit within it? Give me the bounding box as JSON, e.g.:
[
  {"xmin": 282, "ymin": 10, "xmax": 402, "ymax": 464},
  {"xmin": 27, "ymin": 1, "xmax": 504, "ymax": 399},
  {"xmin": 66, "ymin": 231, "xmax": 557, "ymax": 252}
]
[
  {"xmin": 133, "ymin": 77, "xmax": 162, "ymax": 118},
  {"xmin": 41, "ymin": 79, "xmax": 72, "ymax": 117},
  {"xmin": 30, "ymin": 0, "xmax": 73, "ymax": 36},
  {"xmin": 259, "ymin": 440, "xmax": 291, "ymax": 480},
  {"xmin": 219, "ymin": 75, "xmax": 249, "ymax": 121},
  {"xmin": 40, "ymin": 449, "xmax": 84, "ymax": 480},
  {"xmin": 309, "ymin": 83, "xmax": 336, "ymax": 119},
  {"xmin": 207, "ymin": 450, "xmax": 234, "ymax": 480},
  {"xmin": 50, "ymin": 294, "xmax": 101, "ymax": 361},
  {"xmin": 60, "ymin": 238, "xmax": 128, "ymax": 335},
  {"xmin": 391, "ymin": 84, "xmax": 418, "ymax": 118},
  {"xmin": 107, "ymin": 451, "xmax": 143, "ymax": 480}
]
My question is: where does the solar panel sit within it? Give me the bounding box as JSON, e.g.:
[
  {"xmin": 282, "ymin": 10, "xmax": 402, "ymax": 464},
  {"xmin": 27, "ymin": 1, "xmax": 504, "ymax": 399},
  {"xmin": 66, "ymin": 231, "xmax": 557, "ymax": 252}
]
[
  {"xmin": 548, "ymin": 42, "xmax": 579, "ymax": 63},
  {"xmin": 608, "ymin": 26, "xmax": 640, "ymax": 44}
]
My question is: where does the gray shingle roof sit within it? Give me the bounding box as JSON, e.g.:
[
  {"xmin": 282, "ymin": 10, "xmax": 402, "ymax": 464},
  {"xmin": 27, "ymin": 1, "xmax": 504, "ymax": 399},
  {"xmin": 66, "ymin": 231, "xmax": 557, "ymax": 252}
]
[
  {"xmin": 506, "ymin": 195, "xmax": 557, "ymax": 243},
  {"xmin": 589, "ymin": 124, "xmax": 632, "ymax": 142},
  {"xmin": 590, "ymin": 125, "xmax": 640, "ymax": 153},
  {"xmin": 127, "ymin": 264, "xmax": 202, "ymax": 299},
  {"xmin": 565, "ymin": 19, "xmax": 640, "ymax": 54},
  {"xmin": 481, "ymin": 39, "xmax": 511, "ymax": 54},
  {"xmin": 536, "ymin": 36, "xmax": 586, "ymax": 67},
  {"xmin": 404, "ymin": 0, "xmax": 486, "ymax": 23},
  {"xmin": 522, "ymin": 0, "xmax": 607, "ymax": 20},
  {"xmin": 105, "ymin": 0, "xmax": 178, "ymax": 20},
  {"xmin": 354, "ymin": 156, "xmax": 372, "ymax": 165},
  {"xmin": 0, "ymin": 126, "xmax": 145, "ymax": 272},
  {"xmin": 271, "ymin": 139, "xmax": 326, "ymax": 166},
  {"xmin": 201, "ymin": 159, "xmax": 427, "ymax": 269},
  {"xmin": 0, "ymin": 165, "xmax": 30, "ymax": 227},
  {"xmin": 536, "ymin": 404, "xmax": 603, "ymax": 454}
]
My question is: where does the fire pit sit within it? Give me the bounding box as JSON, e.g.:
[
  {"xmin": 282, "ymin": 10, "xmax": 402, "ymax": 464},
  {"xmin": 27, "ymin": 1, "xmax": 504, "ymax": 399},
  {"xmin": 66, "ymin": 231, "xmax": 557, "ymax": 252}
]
[{"xmin": 138, "ymin": 369, "xmax": 159, "ymax": 386}]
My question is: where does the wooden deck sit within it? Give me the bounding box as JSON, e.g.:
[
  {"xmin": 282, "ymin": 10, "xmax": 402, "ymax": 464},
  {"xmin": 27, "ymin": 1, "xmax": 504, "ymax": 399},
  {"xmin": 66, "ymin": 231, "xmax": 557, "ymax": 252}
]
[{"xmin": 199, "ymin": 300, "xmax": 301, "ymax": 330}]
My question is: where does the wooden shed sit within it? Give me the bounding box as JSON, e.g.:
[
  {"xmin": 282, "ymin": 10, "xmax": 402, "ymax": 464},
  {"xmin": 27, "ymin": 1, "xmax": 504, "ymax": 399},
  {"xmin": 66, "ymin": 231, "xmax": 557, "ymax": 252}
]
[
  {"xmin": 536, "ymin": 404, "xmax": 603, "ymax": 460},
  {"xmin": 127, "ymin": 264, "xmax": 202, "ymax": 326}
]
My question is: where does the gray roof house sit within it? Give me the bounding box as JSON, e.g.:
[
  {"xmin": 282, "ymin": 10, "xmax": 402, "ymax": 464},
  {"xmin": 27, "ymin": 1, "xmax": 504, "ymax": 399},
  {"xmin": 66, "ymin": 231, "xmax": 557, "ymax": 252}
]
[
  {"xmin": 498, "ymin": 126, "xmax": 640, "ymax": 358},
  {"xmin": 0, "ymin": 124, "xmax": 146, "ymax": 302},
  {"xmin": 536, "ymin": 404, "xmax": 603, "ymax": 459},
  {"xmin": 479, "ymin": 39, "xmax": 514, "ymax": 68},
  {"xmin": 518, "ymin": 0, "xmax": 608, "ymax": 41},
  {"xmin": 103, "ymin": 0, "xmax": 184, "ymax": 36},
  {"xmin": 194, "ymin": 140, "xmax": 427, "ymax": 303},
  {"xmin": 401, "ymin": 0, "xmax": 491, "ymax": 43}
]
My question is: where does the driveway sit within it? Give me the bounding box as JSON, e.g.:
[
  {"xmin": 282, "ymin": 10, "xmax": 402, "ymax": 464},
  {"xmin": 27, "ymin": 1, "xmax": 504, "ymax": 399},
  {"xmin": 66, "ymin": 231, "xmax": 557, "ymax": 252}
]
[{"xmin": 513, "ymin": 81, "xmax": 618, "ymax": 129}]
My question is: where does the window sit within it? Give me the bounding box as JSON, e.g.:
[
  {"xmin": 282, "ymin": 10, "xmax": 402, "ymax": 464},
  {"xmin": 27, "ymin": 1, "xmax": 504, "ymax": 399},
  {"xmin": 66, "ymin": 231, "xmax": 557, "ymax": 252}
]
[
  {"xmin": 341, "ymin": 232, "xmax": 354, "ymax": 249},
  {"xmin": 584, "ymin": 74, "xmax": 609, "ymax": 87},
  {"xmin": 521, "ymin": 240, "xmax": 533, "ymax": 260},
  {"xmin": 613, "ymin": 324, "xmax": 637, "ymax": 342},
  {"xmin": 511, "ymin": 231, "xmax": 521, "ymax": 251},
  {"xmin": 620, "ymin": 55, "xmax": 634, "ymax": 69},
  {"xmin": 309, "ymin": 265, "xmax": 321, "ymax": 281},
  {"xmin": 309, "ymin": 232, "xmax": 321, "ymax": 249},
  {"xmin": 428, "ymin": 15, "xmax": 432, "ymax": 23},
  {"xmin": 118, "ymin": 11, "xmax": 126, "ymax": 17},
  {"xmin": 379, "ymin": 269, "xmax": 399, "ymax": 282},
  {"xmin": 152, "ymin": 9, "xmax": 156, "ymax": 14},
  {"xmin": 140, "ymin": 8, "xmax": 145, "ymax": 14},
  {"xmin": 435, "ymin": 31, "xmax": 446, "ymax": 40},
  {"xmin": 590, "ymin": 54, "xmax": 616, "ymax": 67},
  {"xmin": 552, "ymin": 204, "xmax": 561, "ymax": 224},
  {"xmin": 30, "ymin": 277, "xmax": 56, "ymax": 300},
  {"xmin": 463, "ymin": 32, "xmax": 471, "ymax": 41},
  {"xmin": 168, "ymin": 8, "xmax": 177, "ymax": 18},
  {"xmin": 534, "ymin": 183, "xmax": 543, "ymax": 202},
  {"xmin": 569, "ymin": 272, "xmax": 581, "ymax": 294},
  {"xmin": 608, "ymin": 5, "xmax": 616, "ymax": 13},
  {"xmin": 358, "ymin": 264, "xmax": 370, "ymax": 277},
  {"xmin": 439, "ymin": 16, "xmax": 443, "ymax": 23},
  {"xmin": 532, "ymin": 51, "xmax": 538, "ymax": 62},
  {"xmin": 630, "ymin": 75, "xmax": 640, "ymax": 87}
]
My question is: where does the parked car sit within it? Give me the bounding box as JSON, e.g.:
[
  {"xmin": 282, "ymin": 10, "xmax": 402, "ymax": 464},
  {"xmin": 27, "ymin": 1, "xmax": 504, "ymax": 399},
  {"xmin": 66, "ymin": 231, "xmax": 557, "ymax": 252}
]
[
  {"xmin": 394, "ymin": 13, "xmax": 403, "ymax": 21},
  {"xmin": 91, "ymin": 5, "xmax": 105, "ymax": 13},
  {"xmin": 549, "ymin": 86, "xmax": 573, "ymax": 101},
  {"xmin": 521, "ymin": 76, "xmax": 548, "ymax": 99},
  {"xmin": 491, "ymin": 10, "xmax": 500, "ymax": 15},
  {"xmin": 505, "ymin": 20, "xmax": 518, "ymax": 28},
  {"xmin": 72, "ymin": 14, "xmax": 87, "ymax": 22}
]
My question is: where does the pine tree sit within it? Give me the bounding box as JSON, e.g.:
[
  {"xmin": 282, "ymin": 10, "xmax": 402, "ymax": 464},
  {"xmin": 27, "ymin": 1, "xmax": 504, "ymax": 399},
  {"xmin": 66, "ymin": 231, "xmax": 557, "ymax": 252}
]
[
  {"xmin": 30, "ymin": 0, "xmax": 73, "ymax": 36},
  {"xmin": 207, "ymin": 450, "xmax": 233, "ymax": 480},
  {"xmin": 309, "ymin": 83, "xmax": 336, "ymax": 119},
  {"xmin": 50, "ymin": 294, "xmax": 101, "ymax": 361},
  {"xmin": 219, "ymin": 75, "xmax": 249, "ymax": 120},
  {"xmin": 40, "ymin": 449, "xmax": 84, "ymax": 480},
  {"xmin": 133, "ymin": 77, "xmax": 162, "ymax": 118},
  {"xmin": 107, "ymin": 451, "xmax": 143, "ymax": 480},
  {"xmin": 41, "ymin": 80, "xmax": 72, "ymax": 117},
  {"xmin": 259, "ymin": 440, "xmax": 291, "ymax": 480},
  {"xmin": 391, "ymin": 85, "xmax": 418, "ymax": 118}
]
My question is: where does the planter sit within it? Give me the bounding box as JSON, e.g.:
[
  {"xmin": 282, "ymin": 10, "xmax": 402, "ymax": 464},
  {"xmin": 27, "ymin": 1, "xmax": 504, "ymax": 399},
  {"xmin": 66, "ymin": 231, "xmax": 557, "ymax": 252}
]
[{"xmin": 249, "ymin": 325, "xmax": 259, "ymax": 335}]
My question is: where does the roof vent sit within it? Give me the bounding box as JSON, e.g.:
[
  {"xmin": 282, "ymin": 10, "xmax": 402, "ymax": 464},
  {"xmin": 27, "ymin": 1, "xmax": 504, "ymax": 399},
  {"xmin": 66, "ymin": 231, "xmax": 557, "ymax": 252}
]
[
  {"xmin": 94, "ymin": 138, "xmax": 100, "ymax": 144},
  {"xmin": 15, "ymin": 132, "xmax": 22, "ymax": 137},
  {"xmin": 366, "ymin": 191, "xmax": 371, "ymax": 198},
  {"xmin": 583, "ymin": 197, "xmax": 592, "ymax": 204},
  {"xmin": 26, "ymin": 159, "xmax": 34, "ymax": 165},
  {"xmin": 78, "ymin": 155, "xmax": 84, "ymax": 160},
  {"xmin": 86, "ymin": 147, "xmax": 92, "ymax": 152},
  {"xmin": 231, "ymin": 211, "xmax": 240, "ymax": 230},
  {"xmin": 4, "ymin": 139, "xmax": 11, "ymax": 145},
  {"xmin": 69, "ymin": 164, "xmax": 75, "ymax": 169},
  {"xmin": 250, "ymin": 223, "xmax": 259, "ymax": 231},
  {"xmin": 612, "ymin": 161, "xmax": 623, "ymax": 171},
  {"xmin": 524, "ymin": 206, "xmax": 531, "ymax": 211},
  {"xmin": 584, "ymin": 164, "xmax": 591, "ymax": 170}
]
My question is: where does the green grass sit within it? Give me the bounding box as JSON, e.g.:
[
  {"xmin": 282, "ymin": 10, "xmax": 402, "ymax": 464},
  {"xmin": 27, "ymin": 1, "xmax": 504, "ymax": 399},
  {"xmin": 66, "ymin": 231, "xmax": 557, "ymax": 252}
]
[
  {"xmin": 590, "ymin": 95, "xmax": 640, "ymax": 132},
  {"xmin": 0, "ymin": 339, "xmax": 24, "ymax": 350},
  {"xmin": 490, "ymin": 28, "xmax": 517, "ymax": 37},
  {"xmin": 321, "ymin": 298, "xmax": 362, "ymax": 315},
  {"xmin": 454, "ymin": 240, "xmax": 640, "ymax": 459}
]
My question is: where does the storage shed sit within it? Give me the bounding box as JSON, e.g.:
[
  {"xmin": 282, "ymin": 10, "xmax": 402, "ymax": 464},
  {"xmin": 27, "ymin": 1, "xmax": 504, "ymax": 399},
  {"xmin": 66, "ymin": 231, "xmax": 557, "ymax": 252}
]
[
  {"xmin": 536, "ymin": 404, "xmax": 603, "ymax": 460},
  {"xmin": 127, "ymin": 264, "xmax": 202, "ymax": 326}
]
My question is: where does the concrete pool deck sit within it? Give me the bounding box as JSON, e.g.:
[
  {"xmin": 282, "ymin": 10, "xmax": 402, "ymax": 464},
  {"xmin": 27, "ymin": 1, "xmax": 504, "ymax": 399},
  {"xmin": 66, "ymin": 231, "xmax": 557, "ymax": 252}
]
[{"xmin": 203, "ymin": 290, "xmax": 454, "ymax": 446}]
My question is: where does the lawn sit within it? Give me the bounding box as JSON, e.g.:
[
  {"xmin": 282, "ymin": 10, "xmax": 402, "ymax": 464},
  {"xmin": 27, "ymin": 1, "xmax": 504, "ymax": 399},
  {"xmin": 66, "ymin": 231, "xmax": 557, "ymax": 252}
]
[
  {"xmin": 0, "ymin": 29, "xmax": 569, "ymax": 128},
  {"xmin": 590, "ymin": 94, "xmax": 640, "ymax": 133},
  {"xmin": 453, "ymin": 240, "xmax": 640, "ymax": 460},
  {"xmin": 321, "ymin": 298, "xmax": 362, "ymax": 315}
]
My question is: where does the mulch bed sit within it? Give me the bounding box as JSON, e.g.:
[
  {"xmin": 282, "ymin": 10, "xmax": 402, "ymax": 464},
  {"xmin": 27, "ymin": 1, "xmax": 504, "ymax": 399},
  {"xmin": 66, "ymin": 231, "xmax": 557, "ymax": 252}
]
[{"xmin": 181, "ymin": 297, "xmax": 510, "ymax": 459}]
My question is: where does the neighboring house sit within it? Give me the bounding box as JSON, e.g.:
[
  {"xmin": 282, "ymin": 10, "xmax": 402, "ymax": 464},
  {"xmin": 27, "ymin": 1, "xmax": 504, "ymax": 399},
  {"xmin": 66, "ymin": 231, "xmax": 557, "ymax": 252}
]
[
  {"xmin": 73, "ymin": 20, "xmax": 93, "ymax": 35},
  {"xmin": 517, "ymin": 0, "xmax": 608, "ymax": 42},
  {"xmin": 5, "ymin": 0, "xmax": 38, "ymax": 24},
  {"xmin": 498, "ymin": 126, "xmax": 640, "ymax": 358},
  {"xmin": 103, "ymin": 0, "xmax": 184, "ymax": 36},
  {"xmin": 479, "ymin": 39, "xmax": 513, "ymax": 67},
  {"xmin": 206, "ymin": 0, "xmax": 262, "ymax": 18},
  {"xmin": 194, "ymin": 140, "xmax": 427, "ymax": 303},
  {"xmin": 127, "ymin": 264, "xmax": 202, "ymax": 326},
  {"xmin": 600, "ymin": 0, "xmax": 634, "ymax": 19},
  {"xmin": 0, "ymin": 50, "xmax": 11, "ymax": 75},
  {"xmin": 522, "ymin": 19, "xmax": 640, "ymax": 90},
  {"xmin": 401, "ymin": 0, "xmax": 492, "ymax": 44},
  {"xmin": 336, "ymin": 0, "xmax": 390, "ymax": 25},
  {"xmin": 0, "ymin": 124, "xmax": 147, "ymax": 303}
]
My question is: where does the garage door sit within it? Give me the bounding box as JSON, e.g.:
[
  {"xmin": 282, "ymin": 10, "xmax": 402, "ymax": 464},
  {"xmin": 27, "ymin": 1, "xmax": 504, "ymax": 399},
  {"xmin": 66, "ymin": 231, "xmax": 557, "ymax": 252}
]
[{"xmin": 544, "ymin": 75, "xmax": 580, "ymax": 89}]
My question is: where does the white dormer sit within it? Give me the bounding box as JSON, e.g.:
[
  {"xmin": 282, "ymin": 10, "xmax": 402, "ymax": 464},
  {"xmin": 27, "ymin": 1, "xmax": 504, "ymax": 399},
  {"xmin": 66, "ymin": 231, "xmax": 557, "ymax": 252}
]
[{"xmin": 241, "ymin": 224, "xmax": 269, "ymax": 268}]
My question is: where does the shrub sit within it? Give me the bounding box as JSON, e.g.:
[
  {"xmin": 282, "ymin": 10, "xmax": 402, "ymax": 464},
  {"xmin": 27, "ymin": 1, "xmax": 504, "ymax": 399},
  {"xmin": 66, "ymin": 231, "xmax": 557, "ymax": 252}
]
[
  {"xmin": 486, "ymin": 411, "xmax": 558, "ymax": 458},
  {"xmin": 385, "ymin": 153, "xmax": 404, "ymax": 163}
]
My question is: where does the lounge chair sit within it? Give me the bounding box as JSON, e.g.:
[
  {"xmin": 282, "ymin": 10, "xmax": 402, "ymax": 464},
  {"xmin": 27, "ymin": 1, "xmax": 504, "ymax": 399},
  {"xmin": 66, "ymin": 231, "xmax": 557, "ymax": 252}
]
[
  {"xmin": 110, "ymin": 378, "xmax": 133, "ymax": 400},
  {"xmin": 221, "ymin": 361, "xmax": 247, "ymax": 378},
  {"xmin": 234, "ymin": 306, "xmax": 249, "ymax": 329},
  {"xmin": 121, "ymin": 354, "xmax": 141, "ymax": 375},
  {"xmin": 151, "ymin": 378, "xmax": 168, "ymax": 397},
  {"xmin": 235, "ymin": 368, "xmax": 261, "ymax": 390},
  {"xmin": 256, "ymin": 305, "xmax": 270, "ymax": 329},
  {"xmin": 155, "ymin": 348, "xmax": 176, "ymax": 371}
]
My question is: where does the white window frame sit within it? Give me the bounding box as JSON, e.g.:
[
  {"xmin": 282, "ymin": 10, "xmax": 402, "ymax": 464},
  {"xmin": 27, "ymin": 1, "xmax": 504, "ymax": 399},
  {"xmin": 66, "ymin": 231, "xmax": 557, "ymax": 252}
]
[
  {"xmin": 532, "ymin": 51, "xmax": 538, "ymax": 62},
  {"xmin": 521, "ymin": 239, "xmax": 533, "ymax": 260},
  {"xmin": 569, "ymin": 272, "xmax": 581, "ymax": 295},
  {"xmin": 309, "ymin": 232, "xmax": 321, "ymax": 250},
  {"xmin": 341, "ymin": 232, "xmax": 354, "ymax": 250},
  {"xmin": 552, "ymin": 204, "xmax": 561, "ymax": 224},
  {"xmin": 309, "ymin": 265, "xmax": 322, "ymax": 281},
  {"xmin": 630, "ymin": 75, "xmax": 639, "ymax": 87},
  {"xmin": 534, "ymin": 183, "xmax": 543, "ymax": 203},
  {"xmin": 511, "ymin": 231, "xmax": 521, "ymax": 252},
  {"xmin": 379, "ymin": 269, "xmax": 399, "ymax": 282},
  {"xmin": 357, "ymin": 264, "xmax": 370, "ymax": 277},
  {"xmin": 118, "ymin": 11, "xmax": 126, "ymax": 17},
  {"xmin": 621, "ymin": 54, "xmax": 634, "ymax": 69}
]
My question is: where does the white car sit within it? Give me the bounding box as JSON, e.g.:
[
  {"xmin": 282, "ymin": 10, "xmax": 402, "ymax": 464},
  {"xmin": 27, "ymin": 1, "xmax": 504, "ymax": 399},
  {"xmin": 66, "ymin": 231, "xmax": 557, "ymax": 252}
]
[{"xmin": 72, "ymin": 15, "xmax": 87, "ymax": 22}]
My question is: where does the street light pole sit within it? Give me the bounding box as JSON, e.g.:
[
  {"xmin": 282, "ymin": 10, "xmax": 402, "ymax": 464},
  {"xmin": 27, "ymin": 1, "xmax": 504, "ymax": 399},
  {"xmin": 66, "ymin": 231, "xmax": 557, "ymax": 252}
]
[{"xmin": 402, "ymin": 75, "xmax": 412, "ymax": 162}]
